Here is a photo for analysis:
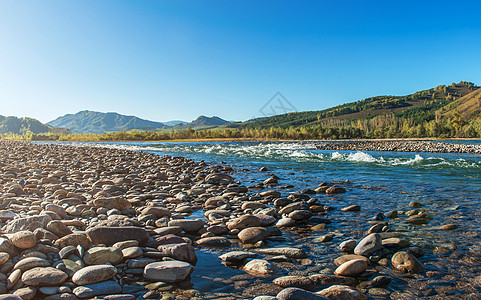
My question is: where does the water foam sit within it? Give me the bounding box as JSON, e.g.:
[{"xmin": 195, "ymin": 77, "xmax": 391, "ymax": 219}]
[{"xmin": 84, "ymin": 141, "xmax": 481, "ymax": 170}]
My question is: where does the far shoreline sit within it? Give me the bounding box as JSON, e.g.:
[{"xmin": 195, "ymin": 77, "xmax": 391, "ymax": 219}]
[{"xmin": 25, "ymin": 137, "xmax": 481, "ymax": 143}]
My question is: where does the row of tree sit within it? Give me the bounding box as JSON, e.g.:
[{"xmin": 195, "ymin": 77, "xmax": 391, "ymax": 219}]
[{"xmin": 2, "ymin": 113, "xmax": 481, "ymax": 141}]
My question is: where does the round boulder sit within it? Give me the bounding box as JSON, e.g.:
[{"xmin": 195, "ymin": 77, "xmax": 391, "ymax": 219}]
[{"xmin": 143, "ymin": 261, "xmax": 193, "ymax": 283}]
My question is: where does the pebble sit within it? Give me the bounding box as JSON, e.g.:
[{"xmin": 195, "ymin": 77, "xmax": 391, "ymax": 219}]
[
  {"xmin": 86, "ymin": 226, "xmax": 150, "ymax": 246},
  {"xmin": 219, "ymin": 251, "xmax": 257, "ymax": 263},
  {"xmin": 276, "ymin": 287, "xmax": 328, "ymax": 300},
  {"xmin": 334, "ymin": 259, "xmax": 368, "ymax": 276},
  {"xmin": 238, "ymin": 227, "xmax": 269, "ymax": 244},
  {"xmin": 391, "ymin": 251, "xmax": 424, "ymax": 273},
  {"xmin": 255, "ymin": 247, "xmax": 307, "ymax": 259},
  {"xmin": 243, "ymin": 259, "xmax": 278, "ymax": 276},
  {"xmin": 83, "ymin": 246, "xmax": 123, "ymax": 265},
  {"xmin": 143, "ymin": 261, "xmax": 193, "ymax": 283},
  {"xmin": 273, "ymin": 276, "xmax": 316, "ymax": 290},
  {"xmin": 354, "ymin": 233, "xmax": 382, "ymax": 257},
  {"xmin": 317, "ymin": 285, "xmax": 367, "ymax": 300},
  {"xmin": 10, "ymin": 231, "xmax": 36, "ymax": 249},
  {"xmin": 71, "ymin": 264, "xmax": 117, "ymax": 285},
  {"xmin": 21, "ymin": 267, "xmax": 68, "ymax": 286}
]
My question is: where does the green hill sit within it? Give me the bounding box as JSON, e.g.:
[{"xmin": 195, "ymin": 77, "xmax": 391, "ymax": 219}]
[
  {"xmin": 437, "ymin": 87, "xmax": 481, "ymax": 120},
  {"xmin": 48, "ymin": 110, "xmax": 169, "ymax": 134},
  {"xmin": 229, "ymin": 81, "xmax": 479, "ymax": 129},
  {"xmin": 0, "ymin": 116, "xmax": 69, "ymax": 135}
]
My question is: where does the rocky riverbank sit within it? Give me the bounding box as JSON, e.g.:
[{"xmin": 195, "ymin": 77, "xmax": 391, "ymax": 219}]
[
  {"xmin": 315, "ymin": 140, "xmax": 481, "ymax": 153},
  {"xmin": 0, "ymin": 140, "xmax": 470, "ymax": 299}
]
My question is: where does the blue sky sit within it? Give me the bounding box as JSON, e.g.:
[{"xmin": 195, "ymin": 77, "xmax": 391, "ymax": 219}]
[{"xmin": 1, "ymin": 0, "xmax": 480, "ymax": 123}]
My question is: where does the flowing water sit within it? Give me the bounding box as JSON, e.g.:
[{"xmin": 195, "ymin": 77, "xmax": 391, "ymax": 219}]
[{"xmin": 89, "ymin": 141, "xmax": 481, "ymax": 298}]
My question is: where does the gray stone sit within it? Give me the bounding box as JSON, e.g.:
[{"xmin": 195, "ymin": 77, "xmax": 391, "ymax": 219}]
[
  {"xmin": 219, "ymin": 251, "xmax": 257, "ymax": 263},
  {"xmin": 168, "ymin": 219, "xmax": 204, "ymax": 232},
  {"xmin": 14, "ymin": 257, "xmax": 50, "ymax": 271},
  {"xmin": 83, "ymin": 247, "xmax": 123, "ymax": 265},
  {"xmin": 238, "ymin": 227, "xmax": 268, "ymax": 244},
  {"xmin": 256, "ymin": 247, "xmax": 307, "ymax": 259},
  {"xmin": 243, "ymin": 259, "xmax": 277, "ymax": 276},
  {"xmin": 392, "ymin": 251, "xmax": 424, "ymax": 273},
  {"xmin": 21, "ymin": 267, "xmax": 68, "ymax": 286},
  {"xmin": 4, "ymin": 215, "xmax": 52, "ymax": 233},
  {"xmin": 72, "ymin": 264, "xmax": 117, "ymax": 285},
  {"xmin": 196, "ymin": 237, "xmax": 231, "ymax": 247},
  {"xmin": 143, "ymin": 261, "xmax": 193, "ymax": 283},
  {"xmin": 318, "ymin": 285, "xmax": 367, "ymax": 300},
  {"xmin": 276, "ymin": 287, "xmax": 328, "ymax": 300},
  {"xmin": 354, "ymin": 233, "xmax": 382, "ymax": 257},
  {"xmin": 86, "ymin": 226, "xmax": 150, "ymax": 246}
]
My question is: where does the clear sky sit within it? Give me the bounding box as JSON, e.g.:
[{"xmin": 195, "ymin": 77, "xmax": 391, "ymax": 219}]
[{"xmin": 1, "ymin": 0, "xmax": 480, "ymax": 123}]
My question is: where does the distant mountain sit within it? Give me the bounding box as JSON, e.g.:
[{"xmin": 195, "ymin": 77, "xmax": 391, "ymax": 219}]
[
  {"xmin": 48, "ymin": 110, "xmax": 169, "ymax": 134},
  {"xmin": 0, "ymin": 116, "xmax": 69, "ymax": 135},
  {"xmin": 162, "ymin": 120, "xmax": 187, "ymax": 126},
  {"xmin": 173, "ymin": 115, "xmax": 229, "ymax": 129}
]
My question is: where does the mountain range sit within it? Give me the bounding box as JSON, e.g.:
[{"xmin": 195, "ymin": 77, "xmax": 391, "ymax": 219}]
[
  {"xmin": 47, "ymin": 110, "xmax": 228, "ymax": 134},
  {"xmin": 1, "ymin": 81, "xmax": 480, "ymax": 136}
]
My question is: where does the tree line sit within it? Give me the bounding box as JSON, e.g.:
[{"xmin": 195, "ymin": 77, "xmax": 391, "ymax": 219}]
[{"xmin": 2, "ymin": 113, "xmax": 481, "ymax": 142}]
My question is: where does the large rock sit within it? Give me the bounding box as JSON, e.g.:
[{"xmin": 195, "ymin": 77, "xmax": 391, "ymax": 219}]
[
  {"xmin": 143, "ymin": 261, "xmax": 193, "ymax": 283},
  {"xmin": 334, "ymin": 259, "xmax": 368, "ymax": 277},
  {"xmin": 274, "ymin": 276, "xmax": 317, "ymax": 290},
  {"xmin": 72, "ymin": 265, "xmax": 117, "ymax": 285},
  {"xmin": 21, "ymin": 267, "xmax": 68, "ymax": 286},
  {"xmin": 256, "ymin": 247, "xmax": 307, "ymax": 259},
  {"xmin": 0, "ymin": 238, "xmax": 17, "ymax": 257},
  {"xmin": 93, "ymin": 197, "xmax": 132, "ymax": 210},
  {"xmin": 309, "ymin": 274, "xmax": 357, "ymax": 287},
  {"xmin": 0, "ymin": 252, "xmax": 9, "ymax": 265},
  {"xmin": 288, "ymin": 210, "xmax": 312, "ymax": 221},
  {"xmin": 277, "ymin": 287, "xmax": 328, "ymax": 300},
  {"xmin": 168, "ymin": 219, "xmax": 204, "ymax": 232},
  {"xmin": 391, "ymin": 251, "xmax": 424, "ymax": 273},
  {"xmin": 86, "ymin": 226, "xmax": 150, "ymax": 246},
  {"xmin": 338, "ymin": 240, "xmax": 357, "ymax": 253},
  {"xmin": 243, "ymin": 259, "xmax": 277, "ymax": 276},
  {"xmin": 317, "ymin": 285, "xmax": 367, "ymax": 300},
  {"xmin": 55, "ymin": 233, "xmax": 92, "ymax": 249},
  {"xmin": 83, "ymin": 247, "xmax": 123, "ymax": 265},
  {"xmin": 46, "ymin": 220, "xmax": 72, "ymax": 238},
  {"xmin": 4, "ymin": 215, "xmax": 52, "ymax": 233},
  {"xmin": 14, "ymin": 257, "xmax": 50, "ymax": 271},
  {"xmin": 140, "ymin": 206, "xmax": 171, "ymax": 218},
  {"xmin": 195, "ymin": 237, "xmax": 231, "ymax": 247},
  {"xmin": 146, "ymin": 234, "xmax": 184, "ymax": 248},
  {"xmin": 73, "ymin": 280, "xmax": 122, "ymax": 298},
  {"xmin": 157, "ymin": 243, "xmax": 197, "ymax": 264},
  {"xmin": 219, "ymin": 251, "xmax": 257, "ymax": 263},
  {"xmin": 10, "ymin": 231, "xmax": 36, "ymax": 249},
  {"xmin": 227, "ymin": 215, "xmax": 261, "ymax": 230},
  {"xmin": 238, "ymin": 227, "xmax": 268, "ymax": 244},
  {"xmin": 334, "ymin": 255, "xmax": 369, "ymax": 267},
  {"xmin": 354, "ymin": 233, "xmax": 382, "ymax": 257},
  {"xmin": 278, "ymin": 202, "xmax": 310, "ymax": 215}
]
